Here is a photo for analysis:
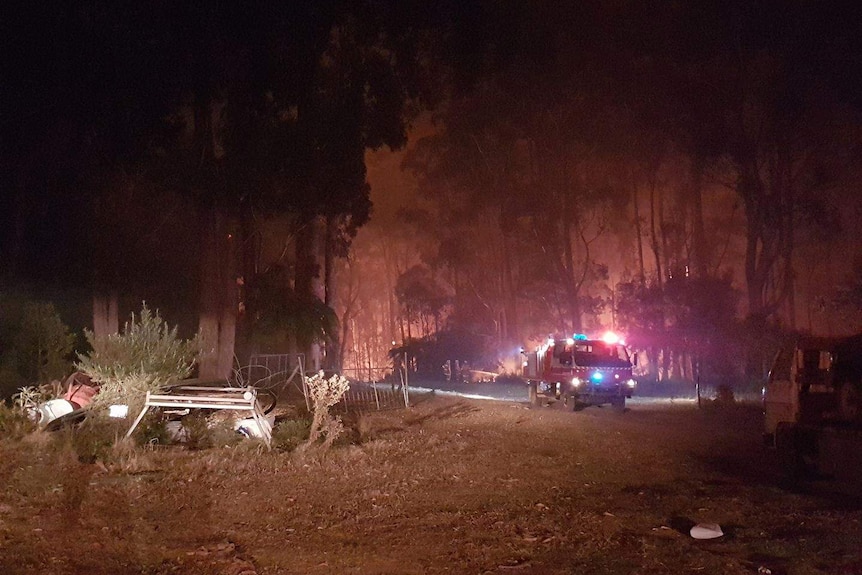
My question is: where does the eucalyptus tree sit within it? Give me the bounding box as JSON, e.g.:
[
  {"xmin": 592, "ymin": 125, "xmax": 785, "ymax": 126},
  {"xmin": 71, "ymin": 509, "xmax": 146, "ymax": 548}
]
[
  {"xmin": 660, "ymin": 2, "xmax": 862, "ymax": 331},
  {"xmin": 403, "ymin": 80, "xmax": 530, "ymax": 350}
]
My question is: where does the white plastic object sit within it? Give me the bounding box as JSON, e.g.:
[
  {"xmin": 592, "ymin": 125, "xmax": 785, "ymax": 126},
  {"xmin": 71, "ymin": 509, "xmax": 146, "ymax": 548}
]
[
  {"xmin": 108, "ymin": 404, "xmax": 129, "ymax": 418},
  {"xmin": 37, "ymin": 399, "xmax": 76, "ymax": 426},
  {"xmin": 235, "ymin": 413, "xmax": 276, "ymax": 439},
  {"xmin": 690, "ymin": 523, "xmax": 724, "ymax": 539}
]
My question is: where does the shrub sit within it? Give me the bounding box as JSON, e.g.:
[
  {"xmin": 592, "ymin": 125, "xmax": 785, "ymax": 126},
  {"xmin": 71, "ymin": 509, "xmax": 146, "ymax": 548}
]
[
  {"xmin": 272, "ymin": 418, "xmax": 311, "ymax": 451},
  {"xmin": 130, "ymin": 412, "xmax": 174, "ymax": 447},
  {"xmin": 63, "ymin": 416, "xmax": 130, "ymax": 464},
  {"xmin": 175, "ymin": 412, "xmax": 245, "ymax": 450},
  {"xmin": 11, "ymin": 385, "xmax": 48, "ymax": 412},
  {"xmin": 715, "ymin": 384, "xmax": 736, "ymax": 406},
  {"xmin": 302, "ymin": 371, "xmax": 350, "ymax": 451},
  {"xmin": 0, "ymin": 402, "xmax": 37, "ymax": 439},
  {"xmin": 0, "ymin": 294, "xmax": 74, "ymax": 401},
  {"xmin": 76, "ymin": 303, "xmax": 199, "ymax": 414}
]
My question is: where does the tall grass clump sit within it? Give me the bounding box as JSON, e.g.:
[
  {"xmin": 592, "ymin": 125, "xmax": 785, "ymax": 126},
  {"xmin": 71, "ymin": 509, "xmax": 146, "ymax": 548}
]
[
  {"xmin": 0, "ymin": 391, "xmax": 38, "ymax": 439},
  {"xmin": 272, "ymin": 418, "xmax": 311, "ymax": 451}
]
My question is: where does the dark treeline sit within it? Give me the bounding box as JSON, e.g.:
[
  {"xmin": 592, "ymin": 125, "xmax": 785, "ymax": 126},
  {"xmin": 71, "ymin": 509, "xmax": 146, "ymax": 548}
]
[{"xmin": 1, "ymin": 1, "xmax": 861, "ymax": 392}]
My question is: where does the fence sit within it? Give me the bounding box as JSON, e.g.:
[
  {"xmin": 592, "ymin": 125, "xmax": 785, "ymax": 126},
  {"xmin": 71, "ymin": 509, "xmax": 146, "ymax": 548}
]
[
  {"xmin": 239, "ymin": 357, "xmax": 410, "ymax": 413},
  {"xmin": 337, "ymin": 366, "xmax": 409, "ymax": 413},
  {"xmin": 242, "ymin": 354, "xmax": 305, "ymax": 389},
  {"xmin": 336, "ymin": 382, "xmax": 410, "ymax": 413}
]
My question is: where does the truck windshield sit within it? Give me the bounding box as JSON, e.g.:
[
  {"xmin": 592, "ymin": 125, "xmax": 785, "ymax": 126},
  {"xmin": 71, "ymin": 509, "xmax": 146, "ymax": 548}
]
[{"xmin": 571, "ymin": 342, "xmax": 631, "ymax": 367}]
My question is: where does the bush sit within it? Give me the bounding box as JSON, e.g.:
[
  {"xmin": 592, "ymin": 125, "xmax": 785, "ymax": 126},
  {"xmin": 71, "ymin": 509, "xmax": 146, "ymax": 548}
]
[
  {"xmin": 0, "ymin": 403, "xmax": 37, "ymax": 439},
  {"xmin": 272, "ymin": 418, "xmax": 311, "ymax": 451},
  {"xmin": 63, "ymin": 416, "xmax": 130, "ymax": 464},
  {"xmin": 0, "ymin": 293, "xmax": 74, "ymax": 401},
  {"xmin": 301, "ymin": 371, "xmax": 350, "ymax": 451},
  {"xmin": 76, "ymin": 303, "xmax": 199, "ymax": 414},
  {"xmin": 715, "ymin": 384, "xmax": 736, "ymax": 405}
]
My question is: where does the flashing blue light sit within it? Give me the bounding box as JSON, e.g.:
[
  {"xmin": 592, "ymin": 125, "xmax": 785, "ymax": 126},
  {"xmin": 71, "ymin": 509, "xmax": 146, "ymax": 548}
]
[
  {"xmin": 574, "ymin": 333, "xmax": 588, "ymax": 340},
  {"xmin": 591, "ymin": 372, "xmax": 603, "ymax": 382}
]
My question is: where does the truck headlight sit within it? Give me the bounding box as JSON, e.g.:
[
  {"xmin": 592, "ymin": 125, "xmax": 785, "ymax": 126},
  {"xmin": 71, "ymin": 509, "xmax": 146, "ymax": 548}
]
[
  {"xmin": 572, "ymin": 377, "xmax": 582, "ymax": 388},
  {"xmin": 626, "ymin": 379, "xmax": 637, "ymax": 388}
]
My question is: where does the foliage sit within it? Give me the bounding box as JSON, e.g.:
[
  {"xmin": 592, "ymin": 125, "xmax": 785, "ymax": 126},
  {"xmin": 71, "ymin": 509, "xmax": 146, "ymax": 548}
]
[
  {"xmin": 242, "ymin": 266, "xmax": 339, "ymax": 353},
  {"xmin": 272, "ymin": 418, "xmax": 312, "ymax": 452},
  {"xmin": 76, "ymin": 303, "xmax": 199, "ymax": 412},
  {"xmin": 176, "ymin": 412, "xmax": 243, "ymax": 451},
  {"xmin": 615, "ymin": 275, "xmax": 745, "ymax": 385},
  {"xmin": 390, "ymin": 330, "xmax": 500, "ymax": 381},
  {"xmin": 0, "ymin": 403, "xmax": 37, "ymax": 439},
  {"xmin": 11, "ymin": 385, "xmax": 48, "ymax": 413},
  {"xmin": 129, "ymin": 412, "xmax": 174, "ymax": 447},
  {"xmin": 395, "ymin": 264, "xmax": 454, "ymax": 336},
  {"xmin": 0, "ymin": 293, "xmax": 75, "ymax": 401},
  {"xmin": 302, "ymin": 371, "xmax": 350, "ymax": 451},
  {"xmin": 63, "ymin": 416, "xmax": 130, "ymax": 464}
]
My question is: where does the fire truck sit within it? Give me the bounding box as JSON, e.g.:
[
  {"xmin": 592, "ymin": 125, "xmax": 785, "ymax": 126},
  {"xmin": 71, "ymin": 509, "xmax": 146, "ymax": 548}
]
[
  {"xmin": 764, "ymin": 333, "xmax": 862, "ymax": 479},
  {"xmin": 521, "ymin": 333, "xmax": 637, "ymax": 411}
]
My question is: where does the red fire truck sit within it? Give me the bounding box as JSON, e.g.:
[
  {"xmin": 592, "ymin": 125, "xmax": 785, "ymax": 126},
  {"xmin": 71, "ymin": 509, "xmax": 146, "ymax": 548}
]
[{"xmin": 521, "ymin": 332, "xmax": 637, "ymax": 411}]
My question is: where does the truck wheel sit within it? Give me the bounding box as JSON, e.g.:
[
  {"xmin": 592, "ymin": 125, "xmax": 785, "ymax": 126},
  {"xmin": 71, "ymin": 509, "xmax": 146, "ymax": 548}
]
[
  {"xmin": 611, "ymin": 397, "xmax": 626, "ymax": 413},
  {"xmin": 837, "ymin": 380, "xmax": 862, "ymax": 422},
  {"xmin": 528, "ymin": 380, "xmax": 539, "ymax": 407},
  {"xmin": 775, "ymin": 423, "xmax": 816, "ymax": 480}
]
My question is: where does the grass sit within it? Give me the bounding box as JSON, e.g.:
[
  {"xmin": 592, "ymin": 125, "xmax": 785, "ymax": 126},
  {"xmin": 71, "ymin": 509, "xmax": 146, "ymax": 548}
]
[{"xmin": 0, "ymin": 395, "xmax": 860, "ymax": 574}]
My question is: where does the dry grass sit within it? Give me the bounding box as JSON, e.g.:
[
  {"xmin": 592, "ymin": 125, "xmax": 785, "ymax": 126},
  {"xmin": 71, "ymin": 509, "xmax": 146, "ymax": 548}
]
[{"xmin": 0, "ymin": 394, "xmax": 860, "ymax": 575}]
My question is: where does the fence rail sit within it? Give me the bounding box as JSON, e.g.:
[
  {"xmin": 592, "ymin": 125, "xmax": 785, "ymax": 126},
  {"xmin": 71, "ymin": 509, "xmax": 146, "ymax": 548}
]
[
  {"xmin": 240, "ymin": 358, "xmax": 410, "ymax": 413},
  {"xmin": 340, "ymin": 366, "xmax": 393, "ymax": 384},
  {"xmin": 337, "ymin": 382, "xmax": 409, "ymax": 413}
]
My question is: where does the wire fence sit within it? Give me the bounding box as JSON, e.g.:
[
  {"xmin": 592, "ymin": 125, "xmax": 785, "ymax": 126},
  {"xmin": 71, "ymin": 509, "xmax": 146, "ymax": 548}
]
[
  {"xmin": 234, "ymin": 357, "xmax": 410, "ymax": 413},
  {"xmin": 336, "ymin": 382, "xmax": 410, "ymax": 413},
  {"xmin": 337, "ymin": 366, "xmax": 409, "ymax": 413}
]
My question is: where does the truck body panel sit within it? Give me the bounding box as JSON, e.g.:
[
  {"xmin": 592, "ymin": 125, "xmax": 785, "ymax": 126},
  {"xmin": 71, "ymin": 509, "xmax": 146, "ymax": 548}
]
[{"xmin": 764, "ymin": 333, "xmax": 862, "ymax": 478}]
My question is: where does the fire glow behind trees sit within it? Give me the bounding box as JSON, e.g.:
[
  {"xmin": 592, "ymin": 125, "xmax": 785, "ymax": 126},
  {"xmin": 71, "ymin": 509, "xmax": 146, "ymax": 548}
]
[{"xmin": 1, "ymin": 1, "xmax": 861, "ymax": 388}]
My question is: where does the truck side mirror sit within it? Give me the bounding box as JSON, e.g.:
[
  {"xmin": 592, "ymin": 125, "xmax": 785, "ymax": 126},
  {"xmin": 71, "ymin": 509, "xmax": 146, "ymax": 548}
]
[{"xmin": 632, "ymin": 352, "xmax": 639, "ymax": 366}]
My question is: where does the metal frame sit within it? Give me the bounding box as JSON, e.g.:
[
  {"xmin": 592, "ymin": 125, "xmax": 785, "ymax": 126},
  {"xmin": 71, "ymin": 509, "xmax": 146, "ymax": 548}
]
[{"xmin": 125, "ymin": 386, "xmax": 272, "ymax": 448}]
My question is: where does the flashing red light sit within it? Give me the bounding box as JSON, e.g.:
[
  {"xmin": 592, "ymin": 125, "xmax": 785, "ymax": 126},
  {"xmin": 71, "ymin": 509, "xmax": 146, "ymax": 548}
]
[{"xmin": 602, "ymin": 331, "xmax": 620, "ymax": 344}]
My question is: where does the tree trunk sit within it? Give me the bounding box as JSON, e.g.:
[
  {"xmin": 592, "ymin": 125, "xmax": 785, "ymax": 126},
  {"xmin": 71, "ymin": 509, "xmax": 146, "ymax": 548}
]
[
  {"xmin": 198, "ymin": 208, "xmax": 238, "ymax": 380},
  {"xmin": 632, "ymin": 176, "xmax": 646, "ymax": 282},
  {"xmin": 499, "ymin": 206, "xmax": 520, "ymax": 348},
  {"xmin": 324, "ymin": 215, "xmax": 341, "ymax": 371},
  {"xmin": 561, "ymin": 175, "xmax": 582, "ymax": 333},
  {"xmin": 92, "ymin": 292, "xmax": 119, "ymax": 338},
  {"xmin": 648, "ymin": 174, "xmax": 663, "ymax": 288},
  {"xmin": 235, "ymin": 200, "xmax": 258, "ymax": 358},
  {"xmin": 690, "ymin": 154, "xmax": 707, "ymax": 278},
  {"xmin": 294, "ymin": 215, "xmax": 326, "ymax": 372}
]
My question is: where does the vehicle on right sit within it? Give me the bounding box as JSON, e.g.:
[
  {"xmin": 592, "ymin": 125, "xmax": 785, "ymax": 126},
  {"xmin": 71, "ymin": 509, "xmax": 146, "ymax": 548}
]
[{"xmin": 763, "ymin": 333, "xmax": 862, "ymax": 478}]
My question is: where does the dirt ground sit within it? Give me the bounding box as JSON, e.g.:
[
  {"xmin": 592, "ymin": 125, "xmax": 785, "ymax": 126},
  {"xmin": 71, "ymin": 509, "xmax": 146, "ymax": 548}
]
[{"xmin": 1, "ymin": 392, "xmax": 861, "ymax": 575}]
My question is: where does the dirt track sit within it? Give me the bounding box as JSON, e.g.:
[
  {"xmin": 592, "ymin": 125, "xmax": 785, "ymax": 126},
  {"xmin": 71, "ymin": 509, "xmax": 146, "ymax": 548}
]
[{"xmin": 1, "ymin": 394, "xmax": 861, "ymax": 574}]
